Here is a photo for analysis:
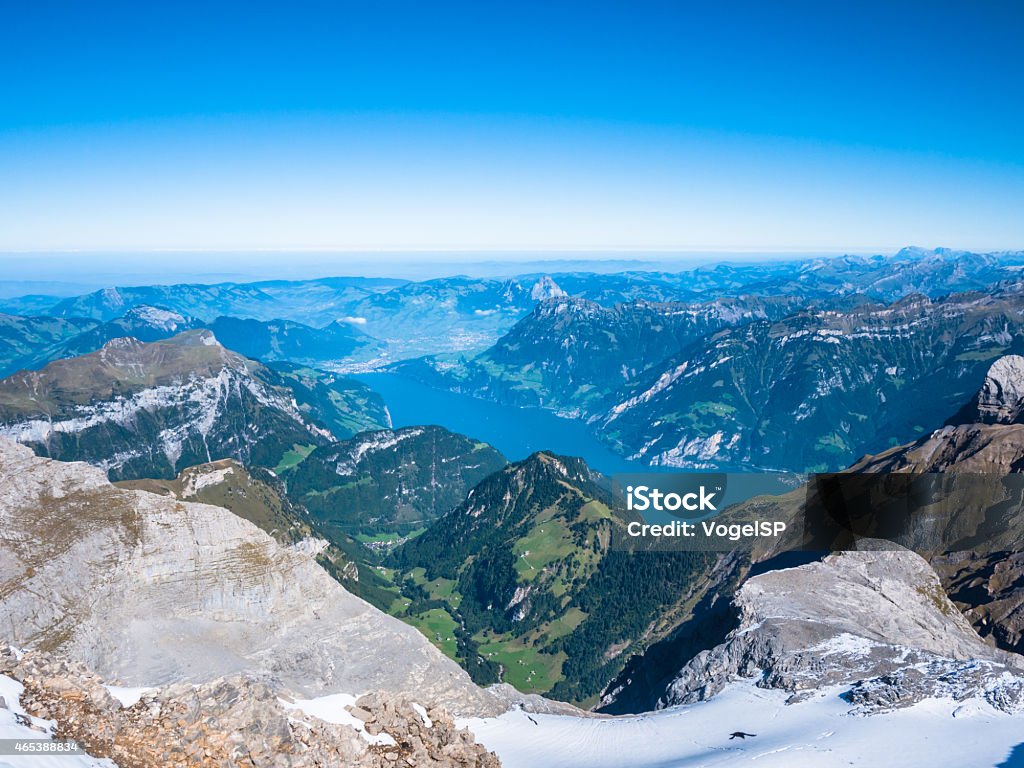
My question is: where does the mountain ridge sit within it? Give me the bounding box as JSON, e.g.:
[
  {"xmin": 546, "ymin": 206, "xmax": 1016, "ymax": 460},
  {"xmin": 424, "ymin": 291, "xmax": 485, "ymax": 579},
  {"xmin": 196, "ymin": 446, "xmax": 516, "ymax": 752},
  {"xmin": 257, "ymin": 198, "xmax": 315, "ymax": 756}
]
[
  {"xmin": 287, "ymin": 425, "xmax": 508, "ymax": 537},
  {"xmin": 391, "ymin": 450, "xmax": 715, "ymax": 705},
  {"xmin": 0, "ymin": 330, "xmax": 386, "ymax": 479}
]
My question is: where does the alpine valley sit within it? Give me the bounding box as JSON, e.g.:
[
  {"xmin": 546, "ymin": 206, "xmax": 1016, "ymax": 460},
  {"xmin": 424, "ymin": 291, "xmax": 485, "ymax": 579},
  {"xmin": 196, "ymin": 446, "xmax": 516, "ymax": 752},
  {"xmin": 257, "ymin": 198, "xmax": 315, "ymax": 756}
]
[{"xmin": 6, "ymin": 248, "xmax": 1024, "ymax": 767}]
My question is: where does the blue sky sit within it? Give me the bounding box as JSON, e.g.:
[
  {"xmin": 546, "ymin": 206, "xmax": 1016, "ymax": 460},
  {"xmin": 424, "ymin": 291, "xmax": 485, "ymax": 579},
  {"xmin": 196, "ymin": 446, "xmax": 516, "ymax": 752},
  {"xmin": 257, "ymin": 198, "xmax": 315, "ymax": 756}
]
[{"xmin": 2, "ymin": 0, "xmax": 1023, "ymax": 255}]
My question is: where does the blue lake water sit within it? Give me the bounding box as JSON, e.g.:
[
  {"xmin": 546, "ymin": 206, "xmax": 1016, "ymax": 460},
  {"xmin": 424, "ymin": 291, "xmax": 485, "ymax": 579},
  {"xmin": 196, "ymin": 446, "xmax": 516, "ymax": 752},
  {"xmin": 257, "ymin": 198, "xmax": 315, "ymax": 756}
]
[
  {"xmin": 353, "ymin": 372, "xmax": 654, "ymax": 476},
  {"xmin": 353, "ymin": 374, "xmax": 801, "ymax": 508}
]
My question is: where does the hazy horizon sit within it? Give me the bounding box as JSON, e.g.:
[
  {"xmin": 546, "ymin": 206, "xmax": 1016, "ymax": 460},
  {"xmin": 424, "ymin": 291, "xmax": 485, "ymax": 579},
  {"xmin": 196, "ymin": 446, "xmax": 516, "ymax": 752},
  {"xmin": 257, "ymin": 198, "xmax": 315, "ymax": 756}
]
[{"xmin": 0, "ymin": 245, "xmax": 990, "ymax": 294}]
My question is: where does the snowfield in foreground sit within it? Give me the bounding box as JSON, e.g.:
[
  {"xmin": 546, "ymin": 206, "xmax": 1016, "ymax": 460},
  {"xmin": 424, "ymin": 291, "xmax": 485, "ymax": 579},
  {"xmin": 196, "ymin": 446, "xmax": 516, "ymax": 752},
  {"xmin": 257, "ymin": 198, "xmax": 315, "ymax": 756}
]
[{"xmin": 463, "ymin": 679, "xmax": 1024, "ymax": 768}]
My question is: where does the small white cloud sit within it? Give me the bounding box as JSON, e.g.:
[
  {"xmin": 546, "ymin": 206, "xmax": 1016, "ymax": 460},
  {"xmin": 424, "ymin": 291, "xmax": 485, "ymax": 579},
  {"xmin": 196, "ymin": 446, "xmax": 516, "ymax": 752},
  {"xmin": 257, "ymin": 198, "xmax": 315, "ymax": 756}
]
[{"xmin": 340, "ymin": 316, "xmax": 368, "ymax": 325}]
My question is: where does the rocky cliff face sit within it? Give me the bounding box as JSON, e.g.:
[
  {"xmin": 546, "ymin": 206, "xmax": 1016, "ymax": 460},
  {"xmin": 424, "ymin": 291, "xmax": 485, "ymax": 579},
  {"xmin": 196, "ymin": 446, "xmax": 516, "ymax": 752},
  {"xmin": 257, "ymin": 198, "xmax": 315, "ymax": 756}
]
[
  {"xmin": 848, "ymin": 354, "xmax": 1024, "ymax": 654},
  {"xmin": 660, "ymin": 550, "xmax": 1024, "ymax": 713},
  {"xmin": 529, "ymin": 276, "xmax": 567, "ymax": 301},
  {"xmin": 117, "ymin": 458, "xmax": 316, "ymax": 546},
  {"xmin": 0, "ymin": 439, "xmax": 500, "ymax": 717},
  {"xmin": 965, "ymin": 354, "xmax": 1024, "ymax": 424},
  {"xmin": 118, "ymin": 457, "xmax": 363, "ymax": 584}
]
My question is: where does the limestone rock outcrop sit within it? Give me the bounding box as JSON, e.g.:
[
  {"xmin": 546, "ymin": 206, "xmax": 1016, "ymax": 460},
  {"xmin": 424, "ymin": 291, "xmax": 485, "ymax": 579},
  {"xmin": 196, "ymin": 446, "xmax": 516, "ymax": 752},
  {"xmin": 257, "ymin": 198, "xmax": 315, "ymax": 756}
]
[
  {"xmin": 0, "ymin": 439, "xmax": 499, "ymax": 717},
  {"xmin": 661, "ymin": 550, "xmax": 1024, "ymax": 713}
]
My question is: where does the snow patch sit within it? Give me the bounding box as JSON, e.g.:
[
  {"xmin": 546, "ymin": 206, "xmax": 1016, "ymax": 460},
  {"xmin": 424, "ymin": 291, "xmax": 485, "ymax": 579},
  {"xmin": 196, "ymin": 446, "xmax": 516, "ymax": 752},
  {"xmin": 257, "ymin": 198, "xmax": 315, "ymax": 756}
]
[
  {"xmin": 181, "ymin": 465, "xmax": 235, "ymax": 497},
  {"xmin": 808, "ymin": 633, "xmax": 882, "ymax": 658},
  {"xmin": 104, "ymin": 685, "xmax": 153, "ymax": 708},
  {"xmin": 412, "ymin": 703, "xmax": 433, "ymax": 729},
  {"xmin": 607, "ymin": 362, "xmax": 688, "ymax": 421},
  {"xmin": 279, "ymin": 693, "xmax": 397, "ymax": 747}
]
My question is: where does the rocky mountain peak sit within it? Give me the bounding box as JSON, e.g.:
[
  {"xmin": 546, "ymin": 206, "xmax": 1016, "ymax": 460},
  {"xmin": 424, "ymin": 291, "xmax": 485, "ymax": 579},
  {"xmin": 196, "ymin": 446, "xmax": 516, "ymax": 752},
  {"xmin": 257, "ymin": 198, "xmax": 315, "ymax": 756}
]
[
  {"xmin": 168, "ymin": 327, "xmax": 223, "ymax": 348},
  {"xmin": 516, "ymin": 450, "xmax": 593, "ymax": 486},
  {"xmin": 973, "ymin": 354, "xmax": 1024, "ymax": 424},
  {"xmin": 98, "ymin": 335, "xmax": 146, "ymax": 353},
  {"xmin": 530, "ymin": 276, "xmax": 567, "ymax": 301},
  {"xmin": 120, "ymin": 304, "xmax": 194, "ymax": 330},
  {"xmin": 0, "ymin": 329, "xmax": 247, "ymax": 408},
  {"xmin": 532, "ymin": 295, "xmax": 601, "ymax": 319},
  {"xmin": 893, "ymin": 246, "xmax": 936, "ymax": 261},
  {"xmin": 91, "ymin": 328, "xmax": 230, "ymax": 368},
  {"xmin": 943, "ymin": 353, "xmax": 1024, "ymax": 428}
]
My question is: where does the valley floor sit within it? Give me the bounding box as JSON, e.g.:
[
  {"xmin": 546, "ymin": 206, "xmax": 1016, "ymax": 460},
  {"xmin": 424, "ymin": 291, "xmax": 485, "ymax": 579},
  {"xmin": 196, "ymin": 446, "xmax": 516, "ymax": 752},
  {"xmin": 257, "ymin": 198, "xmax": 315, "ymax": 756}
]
[{"xmin": 462, "ymin": 679, "xmax": 1024, "ymax": 768}]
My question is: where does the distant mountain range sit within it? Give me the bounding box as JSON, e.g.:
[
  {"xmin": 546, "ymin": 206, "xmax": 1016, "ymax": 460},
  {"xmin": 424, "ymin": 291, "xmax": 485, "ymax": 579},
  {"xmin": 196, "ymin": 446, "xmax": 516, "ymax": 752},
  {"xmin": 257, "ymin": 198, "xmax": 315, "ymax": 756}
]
[
  {"xmin": 0, "ymin": 305, "xmax": 383, "ymax": 377},
  {"xmin": 0, "ymin": 275, "xmax": 573, "ymax": 362},
  {"xmin": 4, "ymin": 247, "xmax": 1022, "ymax": 367},
  {"xmin": 397, "ymin": 294, "xmax": 812, "ymax": 414}
]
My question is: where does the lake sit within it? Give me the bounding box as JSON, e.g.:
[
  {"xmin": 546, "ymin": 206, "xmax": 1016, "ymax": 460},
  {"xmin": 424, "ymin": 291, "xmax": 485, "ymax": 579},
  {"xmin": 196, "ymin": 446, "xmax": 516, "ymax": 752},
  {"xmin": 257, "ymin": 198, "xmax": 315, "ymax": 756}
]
[
  {"xmin": 352, "ymin": 373, "xmax": 801, "ymax": 508},
  {"xmin": 353, "ymin": 372, "xmax": 659, "ymax": 476}
]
